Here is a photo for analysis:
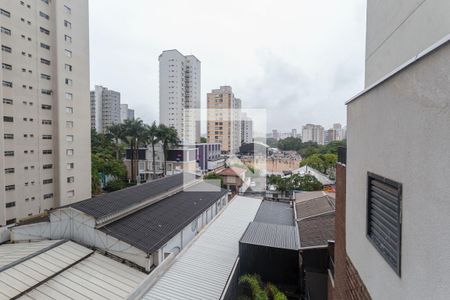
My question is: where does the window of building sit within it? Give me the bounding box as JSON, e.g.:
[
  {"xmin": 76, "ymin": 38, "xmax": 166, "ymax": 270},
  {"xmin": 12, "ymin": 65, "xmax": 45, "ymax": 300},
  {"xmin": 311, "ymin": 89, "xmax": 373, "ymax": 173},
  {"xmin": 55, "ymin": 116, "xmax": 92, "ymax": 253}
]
[
  {"xmin": 40, "ymin": 27, "xmax": 50, "ymax": 35},
  {"xmin": 2, "ymin": 81, "xmax": 13, "ymax": 88},
  {"xmin": 2, "ymin": 45, "xmax": 12, "ymax": 53},
  {"xmin": 65, "ymin": 78, "xmax": 72, "ymax": 86},
  {"xmin": 5, "ymin": 202, "xmax": 16, "ymax": 208},
  {"xmin": 65, "ymin": 64, "xmax": 72, "ymax": 72},
  {"xmin": 39, "ymin": 11, "xmax": 49, "ymax": 20},
  {"xmin": 44, "ymin": 193, "xmax": 54, "ymax": 199},
  {"xmin": 367, "ymin": 172, "xmax": 402, "ymax": 276},
  {"xmin": 64, "ymin": 49, "xmax": 72, "ymax": 57},
  {"xmin": 0, "ymin": 9, "xmax": 11, "ymax": 17},
  {"xmin": 64, "ymin": 35, "xmax": 72, "ymax": 43},
  {"xmin": 43, "ymin": 164, "xmax": 53, "ymax": 170},
  {"xmin": 2, "ymin": 63, "xmax": 12, "ymax": 70},
  {"xmin": 43, "ymin": 150, "xmax": 52, "ymax": 155},
  {"xmin": 66, "ymin": 135, "xmax": 74, "ymax": 142},
  {"xmin": 66, "ymin": 149, "xmax": 74, "ymax": 156},
  {"xmin": 41, "ymin": 89, "xmax": 52, "ymax": 95},
  {"xmin": 41, "ymin": 0, "xmax": 50, "ymax": 5},
  {"xmin": 67, "ymin": 163, "xmax": 74, "ymax": 169},
  {"xmin": 42, "ymin": 135, "xmax": 52, "ymax": 140},
  {"xmin": 67, "ymin": 190, "xmax": 75, "ymax": 198},
  {"xmin": 66, "ymin": 121, "xmax": 73, "ymax": 128},
  {"xmin": 41, "ymin": 58, "xmax": 51, "ymax": 66},
  {"xmin": 41, "ymin": 73, "xmax": 51, "ymax": 80},
  {"xmin": 40, "ymin": 42, "xmax": 50, "ymax": 50},
  {"xmin": 1, "ymin": 27, "xmax": 11, "ymax": 35},
  {"xmin": 4, "ymin": 134, "xmax": 14, "ymax": 139},
  {"xmin": 64, "ymin": 5, "xmax": 71, "ymax": 14},
  {"xmin": 6, "ymin": 218, "xmax": 16, "ymax": 225},
  {"xmin": 3, "ymin": 116, "xmax": 13, "ymax": 122},
  {"xmin": 42, "ymin": 119, "xmax": 52, "ymax": 125},
  {"xmin": 5, "ymin": 185, "xmax": 15, "ymax": 191},
  {"xmin": 5, "ymin": 168, "xmax": 15, "ymax": 174},
  {"xmin": 64, "ymin": 20, "xmax": 71, "ymax": 29},
  {"xmin": 65, "ymin": 92, "xmax": 73, "ymax": 100},
  {"xmin": 41, "ymin": 104, "xmax": 52, "ymax": 110},
  {"xmin": 5, "ymin": 151, "xmax": 14, "ymax": 156},
  {"xmin": 65, "ymin": 107, "xmax": 73, "ymax": 114},
  {"xmin": 67, "ymin": 176, "xmax": 74, "ymax": 183},
  {"xmin": 43, "ymin": 179, "xmax": 53, "ymax": 184}
]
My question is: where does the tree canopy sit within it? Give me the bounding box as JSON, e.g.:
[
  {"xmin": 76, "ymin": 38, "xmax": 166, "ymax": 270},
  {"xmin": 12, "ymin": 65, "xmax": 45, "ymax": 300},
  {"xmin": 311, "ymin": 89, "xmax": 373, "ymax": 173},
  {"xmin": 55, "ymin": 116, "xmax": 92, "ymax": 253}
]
[{"xmin": 267, "ymin": 174, "xmax": 323, "ymax": 192}]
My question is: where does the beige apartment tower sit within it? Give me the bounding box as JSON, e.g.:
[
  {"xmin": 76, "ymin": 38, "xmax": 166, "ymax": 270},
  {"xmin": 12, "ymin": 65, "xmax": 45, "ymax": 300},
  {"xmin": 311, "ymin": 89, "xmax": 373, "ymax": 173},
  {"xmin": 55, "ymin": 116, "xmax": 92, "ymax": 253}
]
[
  {"xmin": 0, "ymin": 0, "xmax": 91, "ymax": 226},
  {"xmin": 207, "ymin": 86, "xmax": 242, "ymax": 154}
]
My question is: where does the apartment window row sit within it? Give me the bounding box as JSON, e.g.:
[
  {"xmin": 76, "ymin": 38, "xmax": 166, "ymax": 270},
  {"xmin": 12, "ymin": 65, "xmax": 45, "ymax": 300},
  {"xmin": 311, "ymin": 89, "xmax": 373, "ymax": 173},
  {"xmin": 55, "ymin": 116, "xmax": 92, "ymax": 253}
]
[
  {"xmin": 2, "ymin": 45, "xmax": 12, "ymax": 53},
  {"xmin": 44, "ymin": 193, "xmax": 53, "ymax": 199},
  {"xmin": 65, "ymin": 78, "xmax": 73, "ymax": 86},
  {"xmin": 41, "ymin": 58, "xmax": 51, "ymax": 65},
  {"xmin": 20, "ymin": 34, "xmax": 32, "ymax": 42},
  {"xmin": 42, "ymin": 104, "xmax": 52, "ymax": 110},
  {"xmin": 43, "ymin": 179, "xmax": 53, "ymax": 184},
  {"xmin": 43, "ymin": 150, "xmax": 52, "ymax": 155},
  {"xmin": 5, "ymin": 185, "xmax": 15, "ymax": 191},
  {"xmin": 2, "ymin": 81, "xmax": 13, "ymax": 88},
  {"xmin": 3, "ymin": 116, "xmax": 14, "ymax": 122},
  {"xmin": 41, "ymin": 42, "xmax": 50, "ymax": 50},
  {"xmin": 5, "ymin": 202, "xmax": 15, "ymax": 208},
  {"xmin": 42, "ymin": 119, "xmax": 52, "ymax": 125},
  {"xmin": 2, "ymin": 63, "xmax": 12, "ymax": 70},
  {"xmin": 41, "ymin": 73, "xmax": 51, "ymax": 80},
  {"xmin": 64, "ymin": 20, "xmax": 71, "ymax": 29},
  {"xmin": 39, "ymin": 11, "xmax": 50, "ymax": 20},
  {"xmin": 19, "ymin": 1, "xmax": 32, "ymax": 9},
  {"xmin": 41, "ymin": 0, "xmax": 50, "ymax": 5},
  {"xmin": 1, "ymin": 27, "xmax": 11, "ymax": 35},
  {"xmin": 5, "ymin": 151, "xmax": 14, "ymax": 156},
  {"xmin": 20, "ymin": 18, "xmax": 32, "ymax": 26},
  {"xmin": 67, "ymin": 176, "xmax": 74, "ymax": 183},
  {"xmin": 0, "ymin": 9, "xmax": 11, "ymax": 17},
  {"xmin": 43, "ymin": 164, "xmax": 53, "ymax": 169},
  {"xmin": 42, "ymin": 89, "xmax": 52, "ymax": 95},
  {"xmin": 42, "ymin": 135, "xmax": 52, "ymax": 140},
  {"xmin": 5, "ymin": 168, "xmax": 15, "ymax": 174},
  {"xmin": 40, "ymin": 27, "xmax": 50, "ymax": 35},
  {"xmin": 4, "ymin": 134, "xmax": 14, "ymax": 140}
]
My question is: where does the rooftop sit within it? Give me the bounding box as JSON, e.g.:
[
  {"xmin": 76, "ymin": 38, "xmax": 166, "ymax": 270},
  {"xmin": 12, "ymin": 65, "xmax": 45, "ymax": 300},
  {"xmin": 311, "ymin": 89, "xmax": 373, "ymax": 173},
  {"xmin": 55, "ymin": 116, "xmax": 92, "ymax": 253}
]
[
  {"xmin": 0, "ymin": 240, "xmax": 146, "ymax": 299},
  {"xmin": 254, "ymin": 201, "xmax": 295, "ymax": 226},
  {"xmin": 142, "ymin": 196, "xmax": 262, "ymax": 300},
  {"xmin": 240, "ymin": 222, "xmax": 300, "ymax": 250},
  {"xmin": 217, "ymin": 167, "xmax": 247, "ymax": 177},
  {"xmin": 290, "ymin": 166, "xmax": 335, "ymax": 186},
  {"xmin": 71, "ymin": 173, "xmax": 197, "ymax": 220},
  {"xmin": 100, "ymin": 181, "xmax": 227, "ymax": 254}
]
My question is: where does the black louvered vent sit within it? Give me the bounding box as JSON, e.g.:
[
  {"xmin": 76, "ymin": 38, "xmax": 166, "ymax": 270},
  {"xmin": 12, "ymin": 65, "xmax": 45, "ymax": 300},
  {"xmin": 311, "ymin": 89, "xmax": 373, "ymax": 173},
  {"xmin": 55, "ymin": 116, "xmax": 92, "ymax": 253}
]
[{"xmin": 367, "ymin": 172, "xmax": 402, "ymax": 276}]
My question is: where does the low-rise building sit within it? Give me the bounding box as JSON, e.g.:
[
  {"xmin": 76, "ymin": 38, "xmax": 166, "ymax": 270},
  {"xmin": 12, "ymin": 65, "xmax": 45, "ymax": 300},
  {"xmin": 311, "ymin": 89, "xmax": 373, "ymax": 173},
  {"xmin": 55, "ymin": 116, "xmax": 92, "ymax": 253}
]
[{"xmin": 217, "ymin": 167, "xmax": 248, "ymax": 194}]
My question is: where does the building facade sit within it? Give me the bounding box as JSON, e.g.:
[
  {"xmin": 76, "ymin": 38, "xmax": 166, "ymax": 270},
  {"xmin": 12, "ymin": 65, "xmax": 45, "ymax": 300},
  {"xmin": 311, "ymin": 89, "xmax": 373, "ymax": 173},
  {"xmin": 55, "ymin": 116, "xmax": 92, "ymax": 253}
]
[
  {"xmin": 302, "ymin": 124, "xmax": 324, "ymax": 145},
  {"xmin": 207, "ymin": 86, "xmax": 242, "ymax": 154},
  {"xmin": 120, "ymin": 103, "xmax": 135, "ymax": 123},
  {"xmin": 159, "ymin": 49, "xmax": 201, "ymax": 144},
  {"xmin": 241, "ymin": 113, "xmax": 253, "ymax": 144},
  {"xmin": 90, "ymin": 85, "xmax": 120, "ymax": 133},
  {"xmin": 0, "ymin": 0, "xmax": 91, "ymax": 226},
  {"xmin": 340, "ymin": 1, "xmax": 450, "ymax": 299}
]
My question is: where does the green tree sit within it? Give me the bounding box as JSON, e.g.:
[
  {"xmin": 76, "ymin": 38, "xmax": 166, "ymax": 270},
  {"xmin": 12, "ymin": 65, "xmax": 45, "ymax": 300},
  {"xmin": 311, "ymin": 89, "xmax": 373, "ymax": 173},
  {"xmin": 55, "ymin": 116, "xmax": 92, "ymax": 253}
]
[
  {"xmin": 122, "ymin": 118, "xmax": 146, "ymax": 182},
  {"xmin": 143, "ymin": 122, "xmax": 160, "ymax": 179},
  {"xmin": 204, "ymin": 173, "xmax": 223, "ymax": 187},
  {"xmin": 107, "ymin": 123, "xmax": 126, "ymax": 160},
  {"xmin": 277, "ymin": 137, "xmax": 303, "ymax": 151},
  {"xmin": 200, "ymin": 136, "xmax": 207, "ymax": 143},
  {"xmin": 157, "ymin": 124, "xmax": 180, "ymax": 176},
  {"xmin": 300, "ymin": 153, "xmax": 337, "ymax": 175}
]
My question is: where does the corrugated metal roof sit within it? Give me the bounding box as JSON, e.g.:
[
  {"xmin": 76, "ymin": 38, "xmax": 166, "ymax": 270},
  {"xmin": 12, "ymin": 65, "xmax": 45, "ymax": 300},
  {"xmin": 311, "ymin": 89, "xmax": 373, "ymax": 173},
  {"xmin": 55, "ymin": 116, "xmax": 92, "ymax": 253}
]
[
  {"xmin": 0, "ymin": 240, "xmax": 147, "ymax": 300},
  {"xmin": 143, "ymin": 196, "xmax": 262, "ymax": 300},
  {"xmin": 0, "ymin": 240, "xmax": 60, "ymax": 269},
  {"xmin": 71, "ymin": 173, "xmax": 197, "ymax": 219},
  {"xmin": 100, "ymin": 182, "xmax": 227, "ymax": 254},
  {"xmin": 295, "ymin": 195, "xmax": 335, "ymax": 220},
  {"xmin": 240, "ymin": 222, "xmax": 300, "ymax": 250},
  {"xmin": 254, "ymin": 201, "xmax": 294, "ymax": 226},
  {"xmin": 298, "ymin": 212, "xmax": 335, "ymax": 248}
]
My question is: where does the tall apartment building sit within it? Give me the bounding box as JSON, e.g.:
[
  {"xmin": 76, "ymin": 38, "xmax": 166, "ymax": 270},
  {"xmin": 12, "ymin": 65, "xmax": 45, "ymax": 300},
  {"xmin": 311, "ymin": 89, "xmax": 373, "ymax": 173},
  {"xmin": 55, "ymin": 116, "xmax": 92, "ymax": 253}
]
[
  {"xmin": 120, "ymin": 103, "xmax": 134, "ymax": 123},
  {"xmin": 241, "ymin": 113, "xmax": 253, "ymax": 144},
  {"xmin": 301, "ymin": 124, "xmax": 324, "ymax": 145},
  {"xmin": 331, "ymin": 1, "xmax": 450, "ymax": 299},
  {"xmin": 90, "ymin": 85, "xmax": 120, "ymax": 133},
  {"xmin": 159, "ymin": 50, "xmax": 200, "ymax": 144},
  {"xmin": 207, "ymin": 86, "xmax": 242, "ymax": 154},
  {"xmin": 0, "ymin": 0, "xmax": 91, "ymax": 226}
]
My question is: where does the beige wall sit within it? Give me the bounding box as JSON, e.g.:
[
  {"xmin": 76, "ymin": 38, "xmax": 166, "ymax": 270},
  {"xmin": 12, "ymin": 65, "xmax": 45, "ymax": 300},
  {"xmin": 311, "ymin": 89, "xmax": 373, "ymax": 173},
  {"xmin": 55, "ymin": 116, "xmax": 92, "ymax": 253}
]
[
  {"xmin": 365, "ymin": 0, "xmax": 450, "ymax": 86},
  {"xmin": 0, "ymin": 0, "xmax": 91, "ymax": 226}
]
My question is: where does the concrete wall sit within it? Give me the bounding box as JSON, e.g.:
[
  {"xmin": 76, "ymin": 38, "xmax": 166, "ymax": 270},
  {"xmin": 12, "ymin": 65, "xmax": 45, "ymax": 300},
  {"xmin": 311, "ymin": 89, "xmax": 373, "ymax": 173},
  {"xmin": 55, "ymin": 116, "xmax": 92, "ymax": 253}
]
[
  {"xmin": 365, "ymin": 0, "xmax": 450, "ymax": 86},
  {"xmin": 347, "ymin": 41, "xmax": 450, "ymax": 299}
]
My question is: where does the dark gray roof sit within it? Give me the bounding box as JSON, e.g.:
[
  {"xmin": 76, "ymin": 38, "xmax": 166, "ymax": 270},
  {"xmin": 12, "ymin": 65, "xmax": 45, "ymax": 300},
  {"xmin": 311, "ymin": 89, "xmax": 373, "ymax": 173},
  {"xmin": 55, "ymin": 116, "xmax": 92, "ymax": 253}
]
[
  {"xmin": 71, "ymin": 173, "xmax": 196, "ymax": 219},
  {"xmin": 295, "ymin": 196, "xmax": 335, "ymax": 220},
  {"xmin": 100, "ymin": 182, "xmax": 227, "ymax": 254},
  {"xmin": 298, "ymin": 212, "xmax": 335, "ymax": 248},
  {"xmin": 254, "ymin": 201, "xmax": 295, "ymax": 226},
  {"xmin": 240, "ymin": 222, "xmax": 300, "ymax": 250}
]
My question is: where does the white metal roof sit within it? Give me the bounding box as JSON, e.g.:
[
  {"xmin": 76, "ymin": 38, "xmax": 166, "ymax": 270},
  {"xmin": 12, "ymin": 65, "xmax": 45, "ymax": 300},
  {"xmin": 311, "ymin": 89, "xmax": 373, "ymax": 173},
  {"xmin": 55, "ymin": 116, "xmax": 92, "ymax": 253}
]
[
  {"xmin": 143, "ymin": 196, "xmax": 262, "ymax": 300},
  {"xmin": 0, "ymin": 240, "xmax": 60, "ymax": 269},
  {"xmin": 0, "ymin": 240, "xmax": 147, "ymax": 300}
]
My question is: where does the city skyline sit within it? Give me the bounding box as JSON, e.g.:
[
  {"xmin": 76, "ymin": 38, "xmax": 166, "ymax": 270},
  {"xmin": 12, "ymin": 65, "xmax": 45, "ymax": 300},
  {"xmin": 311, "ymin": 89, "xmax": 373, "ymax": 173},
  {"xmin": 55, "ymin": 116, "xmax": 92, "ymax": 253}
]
[{"xmin": 88, "ymin": 0, "xmax": 364, "ymax": 131}]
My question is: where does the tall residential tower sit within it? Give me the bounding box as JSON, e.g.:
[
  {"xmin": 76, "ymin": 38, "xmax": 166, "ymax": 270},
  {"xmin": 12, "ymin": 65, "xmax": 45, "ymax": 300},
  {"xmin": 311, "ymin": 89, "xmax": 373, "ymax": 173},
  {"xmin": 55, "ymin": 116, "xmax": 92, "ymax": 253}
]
[
  {"xmin": 90, "ymin": 85, "xmax": 121, "ymax": 133},
  {"xmin": 159, "ymin": 50, "xmax": 200, "ymax": 144},
  {"xmin": 0, "ymin": 0, "xmax": 91, "ymax": 226}
]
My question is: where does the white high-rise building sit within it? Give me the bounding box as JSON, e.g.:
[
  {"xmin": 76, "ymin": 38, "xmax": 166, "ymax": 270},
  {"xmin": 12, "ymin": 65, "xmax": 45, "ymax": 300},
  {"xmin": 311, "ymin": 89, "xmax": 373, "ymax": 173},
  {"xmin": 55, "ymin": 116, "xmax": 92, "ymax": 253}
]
[
  {"xmin": 241, "ymin": 113, "xmax": 253, "ymax": 144},
  {"xmin": 90, "ymin": 85, "xmax": 121, "ymax": 133},
  {"xmin": 159, "ymin": 50, "xmax": 201, "ymax": 144},
  {"xmin": 0, "ymin": 0, "xmax": 91, "ymax": 226},
  {"xmin": 120, "ymin": 103, "xmax": 134, "ymax": 123},
  {"xmin": 302, "ymin": 124, "xmax": 325, "ymax": 145}
]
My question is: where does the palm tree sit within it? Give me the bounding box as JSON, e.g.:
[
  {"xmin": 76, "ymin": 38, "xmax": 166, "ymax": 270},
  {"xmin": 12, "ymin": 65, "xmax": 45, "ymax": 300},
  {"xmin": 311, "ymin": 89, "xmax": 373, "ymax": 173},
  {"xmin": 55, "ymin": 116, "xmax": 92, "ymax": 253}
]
[
  {"xmin": 122, "ymin": 118, "xmax": 145, "ymax": 183},
  {"xmin": 143, "ymin": 122, "xmax": 160, "ymax": 179},
  {"xmin": 107, "ymin": 123, "xmax": 126, "ymax": 160},
  {"xmin": 157, "ymin": 124, "xmax": 180, "ymax": 176}
]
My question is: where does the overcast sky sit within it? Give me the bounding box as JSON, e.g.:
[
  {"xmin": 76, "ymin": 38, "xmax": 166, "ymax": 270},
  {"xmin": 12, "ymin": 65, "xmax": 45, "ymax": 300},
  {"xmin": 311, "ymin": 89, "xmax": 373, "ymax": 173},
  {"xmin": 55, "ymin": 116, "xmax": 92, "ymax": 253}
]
[{"xmin": 89, "ymin": 0, "xmax": 366, "ymax": 133}]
